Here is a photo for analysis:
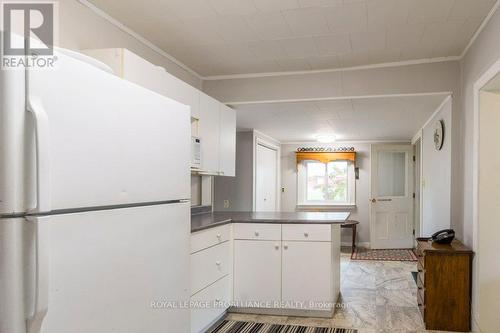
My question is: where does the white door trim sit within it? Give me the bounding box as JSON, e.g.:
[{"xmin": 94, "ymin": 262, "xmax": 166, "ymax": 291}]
[
  {"xmin": 253, "ymin": 135, "xmax": 281, "ymax": 211},
  {"xmin": 472, "ymin": 57, "xmax": 500, "ymax": 329}
]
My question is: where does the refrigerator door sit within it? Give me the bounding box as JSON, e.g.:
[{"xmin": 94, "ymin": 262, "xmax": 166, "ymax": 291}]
[
  {"xmin": 26, "ymin": 202, "xmax": 190, "ymax": 333},
  {"xmin": 24, "ymin": 49, "xmax": 190, "ymax": 213}
]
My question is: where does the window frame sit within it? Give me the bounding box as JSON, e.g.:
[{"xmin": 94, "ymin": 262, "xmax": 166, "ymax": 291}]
[{"xmin": 297, "ymin": 160, "xmax": 356, "ymax": 208}]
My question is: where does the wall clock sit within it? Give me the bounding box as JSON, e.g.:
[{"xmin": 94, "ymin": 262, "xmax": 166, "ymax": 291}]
[{"xmin": 434, "ymin": 119, "xmax": 445, "ymax": 151}]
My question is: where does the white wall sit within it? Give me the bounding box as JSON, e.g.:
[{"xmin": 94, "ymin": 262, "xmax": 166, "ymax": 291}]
[
  {"xmin": 281, "ymin": 143, "xmax": 375, "ymax": 246},
  {"xmin": 477, "ymin": 90, "xmax": 500, "ymax": 333},
  {"xmin": 420, "ymin": 99, "xmax": 452, "ymax": 236},
  {"xmin": 57, "ymin": 0, "xmax": 201, "ymax": 88},
  {"xmin": 460, "ymin": 4, "xmax": 500, "ymax": 248}
]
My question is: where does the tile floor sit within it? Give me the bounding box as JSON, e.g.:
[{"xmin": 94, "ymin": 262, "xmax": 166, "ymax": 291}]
[{"xmin": 224, "ymin": 248, "xmax": 452, "ymax": 333}]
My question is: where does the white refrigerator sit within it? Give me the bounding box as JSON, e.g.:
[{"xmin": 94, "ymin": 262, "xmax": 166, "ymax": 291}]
[{"xmin": 0, "ymin": 45, "xmax": 191, "ymax": 333}]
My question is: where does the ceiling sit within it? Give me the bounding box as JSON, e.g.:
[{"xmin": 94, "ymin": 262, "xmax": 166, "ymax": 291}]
[
  {"xmin": 89, "ymin": 0, "xmax": 496, "ymax": 77},
  {"xmin": 232, "ymin": 94, "xmax": 448, "ymax": 142}
]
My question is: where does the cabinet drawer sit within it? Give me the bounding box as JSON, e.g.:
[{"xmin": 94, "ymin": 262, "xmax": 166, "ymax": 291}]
[
  {"xmin": 191, "ymin": 275, "xmax": 231, "ymax": 333},
  {"xmin": 191, "ymin": 224, "xmax": 231, "ymax": 254},
  {"xmin": 233, "ymin": 223, "xmax": 281, "ymax": 241},
  {"xmin": 417, "ymin": 260, "xmax": 425, "ymax": 284},
  {"xmin": 417, "ymin": 291, "xmax": 425, "ymax": 319},
  {"xmin": 191, "ymin": 242, "xmax": 231, "ymax": 295},
  {"xmin": 282, "ymin": 224, "xmax": 331, "ymax": 242}
]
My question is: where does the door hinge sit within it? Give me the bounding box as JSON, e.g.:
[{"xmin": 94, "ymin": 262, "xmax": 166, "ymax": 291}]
[
  {"xmin": 413, "ymin": 193, "xmax": 416, "ymax": 198},
  {"xmin": 413, "ymin": 229, "xmax": 415, "ymax": 236},
  {"xmin": 413, "ymin": 155, "xmax": 416, "ymax": 162}
]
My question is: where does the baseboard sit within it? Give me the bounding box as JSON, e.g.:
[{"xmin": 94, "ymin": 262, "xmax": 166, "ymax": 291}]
[
  {"xmin": 228, "ymin": 306, "xmax": 334, "ymax": 318},
  {"xmin": 341, "ymin": 241, "xmax": 370, "ymax": 248}
]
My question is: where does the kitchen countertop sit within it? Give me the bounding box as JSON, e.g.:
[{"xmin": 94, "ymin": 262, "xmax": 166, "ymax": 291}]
[{"xmin": 191, "ymin": 211, "xmax": 351, "ymax": 233}]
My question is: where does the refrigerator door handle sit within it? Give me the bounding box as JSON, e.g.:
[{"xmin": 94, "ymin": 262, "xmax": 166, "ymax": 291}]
[
  {"xmin": 26, "ymin": 217, "xmax": 50, "ymax": 333},
  {"xmin": 27, "ymin": 96, "xmax": 51, "ymax": 213}
]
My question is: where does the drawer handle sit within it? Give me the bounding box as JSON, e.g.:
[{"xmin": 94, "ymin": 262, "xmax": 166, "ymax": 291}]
[
  {"xmin": 215, "ymin": 298, "xmax": 221, "ymax": 303},
  {"xmin": 215, "ymin": 261, "xmax": 221, "ymax": 266},
  {"xmin": 216, "ymin": 233, "xmax": 222, "ymax": 240},
  {"xmin": 418, "ymin": 269, "xmax": 423, "ymax": 273},
  {"xmin": 274, "ymin": 243, "xmax": 280, "ymax": 250},
  {"xmin": 304, "ymin": 232, "xmax": 309, "ymax": 237},
  {"xmin": 255, "ymin": 231, "xmax": 260, "ymax": 237},
  {"xmin": 283, "ymin": 243, "xmax": 288, "ymax": 250},
  {"xmin": 418, "ymin": 303, "xmax": 423, "ymax": 307},
  {"xmin": 418, "ymin": 287, "xmax": 423, "ymax": 290}
]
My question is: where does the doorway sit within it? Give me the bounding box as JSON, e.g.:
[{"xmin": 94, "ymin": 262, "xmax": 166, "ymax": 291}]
[
  {"xmin": 370, "ymin": 144, "xmax": 414, "ymax": 249},
  {"xmin": 254, "ymin": 140, "xmax": 279, "ymax": 211},
  {"xmin": 413, "ymin": 139, "xmax": 421, "ymax": 241},
  {"xmin": 473, "ymin": 65, "xmax": 500, "ymax": 332}
]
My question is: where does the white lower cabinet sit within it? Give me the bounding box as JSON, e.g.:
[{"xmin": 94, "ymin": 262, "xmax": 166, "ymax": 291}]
[
  {"xmin": 233, "ymin": 240, "xmax": 282, "ymax": 307},
  {"xmin": 282, "ymin": 241, "xmax": 332, "ymax": 310},
  {"xmin": 191, "ymin": 275, "xmax": 231, "ymax": 333}
]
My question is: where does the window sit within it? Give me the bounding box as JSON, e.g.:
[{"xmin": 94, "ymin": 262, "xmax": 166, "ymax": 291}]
[{"xmin": 298, "ymin": 160, "xmax": 355, "ymax": 207}]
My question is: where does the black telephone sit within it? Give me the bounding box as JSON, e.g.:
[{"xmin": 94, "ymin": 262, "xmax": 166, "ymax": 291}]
[{"xmin": 431, "ymin": 229, "xmax": 455, "ymax": 244}]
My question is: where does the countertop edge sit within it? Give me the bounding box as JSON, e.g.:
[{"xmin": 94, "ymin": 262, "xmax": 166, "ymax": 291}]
[{"xmin": 191, "ymin": 218, "xmax": 348, "ymax": 233}]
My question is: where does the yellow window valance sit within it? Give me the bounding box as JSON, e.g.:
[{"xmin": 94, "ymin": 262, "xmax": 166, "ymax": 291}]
[{"xmin": 296, "ymin": 151, "xmax": 356, "ymax": 165}]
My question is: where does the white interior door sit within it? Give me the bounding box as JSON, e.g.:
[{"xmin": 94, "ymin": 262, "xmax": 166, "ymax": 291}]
[
  {"xmin": 370, "ymin": 145, "xmax": 414, "ymax": 249},
  {"xmin": 255, "ymin": 143, "xmax": 278, "ymax": 211},
  {"xmin": 29, "ymin": 203, "xmax": 190, "ymax": 333}
]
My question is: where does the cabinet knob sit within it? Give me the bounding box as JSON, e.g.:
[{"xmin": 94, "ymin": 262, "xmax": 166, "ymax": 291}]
[
  {"xmin": 284, "ymin": 243, "xmax": 288, "ymax": 250},
  {"xmin": 216, "ymin": 233, "xmax": 222, "ymax": 240},
  {"xmin": 216, "ymin": 261, "xmax": 221, "ymax": 266},
  {"xmin": 304, "ymin": 232, "xmax": 309, "ymax": 237},
  {"xmin": 274, "ymin": 244, "xmax": 280, "ymax": 250},
  {"xmin": 255, "ymin": 231, "xmax": 260, "ymax": 236}
]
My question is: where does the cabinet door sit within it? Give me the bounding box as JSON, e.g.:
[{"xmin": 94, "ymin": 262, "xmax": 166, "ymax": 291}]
[
  {"xmin": 218, "ymin": 104, "xmax": 236, "ymax": 177},
  {"xmin": 282, "ymin": 241, "xmax": 333, "ymax": 310},
  {"xmin": 198, "ymin": 93, "xmax": 220, "ymax": 173},
  {"xmin": 234, "ymin": 240, "xmax": 281, "ymax": 307}
]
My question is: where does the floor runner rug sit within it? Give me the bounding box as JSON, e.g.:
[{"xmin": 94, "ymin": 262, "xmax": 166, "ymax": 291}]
[
  {"xmin": 351, "ymin": 248, "xmax": 418, "ymax": 261},
  {"xmin": 208, "ymin": 320, "xmax": 357, "ymax": 333}
]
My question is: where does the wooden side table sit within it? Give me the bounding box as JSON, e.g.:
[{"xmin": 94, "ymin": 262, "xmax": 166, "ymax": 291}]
[{"xmin": 341, "ymin": 220, "xmax": 359, "ymax": 251}]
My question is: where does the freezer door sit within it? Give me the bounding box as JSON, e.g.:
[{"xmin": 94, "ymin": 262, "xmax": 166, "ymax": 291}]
[
  {"xmin": 26, "ymin": 203, "xmax": 190, "ymax": 333},
  {"xmin": 26, "ymin": 49, "xmax": 190, "ymax": 213}
]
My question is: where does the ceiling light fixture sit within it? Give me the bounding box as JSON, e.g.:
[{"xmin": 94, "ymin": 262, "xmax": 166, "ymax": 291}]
[{"xmin": 316, "ymin": 134, "xmax": 336, "ymax": 143}]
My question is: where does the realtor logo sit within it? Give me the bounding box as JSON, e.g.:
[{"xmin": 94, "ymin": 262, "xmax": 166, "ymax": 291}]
[{"xmin": 1, "ymin": 1, "xmax": 58, "ymax": 69}]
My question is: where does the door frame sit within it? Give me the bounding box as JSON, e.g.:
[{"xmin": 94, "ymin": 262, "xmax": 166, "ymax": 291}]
[
  {"xmin": 369, "ymin": 144, "xmax": 414, "ymax": 249},
  {"xmin": 472, "ymin": 57, "xmax": 500, "ymax": 331},
  {"xmin": 253, "ymin": 134, "xmax": 281, "ymax": 211}
]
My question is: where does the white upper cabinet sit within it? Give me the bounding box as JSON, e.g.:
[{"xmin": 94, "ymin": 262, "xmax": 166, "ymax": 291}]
[
  {"xmin": 219, "ymin": 104, "xmax": 236, "ymax": 177},
  {"xmin": 82, "ymin": 48, "xmax": 235, "ymax": 176},
  {"xmin": 198, "ymin": 92, "xmax": 221, "ymax": 173}
]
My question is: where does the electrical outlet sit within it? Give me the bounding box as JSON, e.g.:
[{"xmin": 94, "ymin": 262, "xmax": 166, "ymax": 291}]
[{"xmin": 223, "ymin": 200, "xmax": 230, "ymax": 208}]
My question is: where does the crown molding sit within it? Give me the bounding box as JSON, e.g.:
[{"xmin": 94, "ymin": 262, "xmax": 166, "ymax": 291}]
[
  {"xmin": 225, "ymin": 92, "xmax": 452, "ymax": 106},
  {"xmin": 77, "ymin": 0, "xmax": 203, "ymax": 80},
  {"xmin": 460, "ymin": 0, "xmax": 500, "ymax": 59},
  {"xmin": 202, "ymin": 56, "xmax": 462, "ymax": 81}
]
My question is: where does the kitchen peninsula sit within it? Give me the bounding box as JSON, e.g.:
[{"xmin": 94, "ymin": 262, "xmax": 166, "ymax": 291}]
[{"xmin": 190, "ymin": 210, "xmax": 350, "ymax": 332}]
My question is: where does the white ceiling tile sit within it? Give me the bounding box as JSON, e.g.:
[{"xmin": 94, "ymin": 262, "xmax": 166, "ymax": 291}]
[
  {"xmin": 245, "ymin": 12, "xmax": 293, "ymax": 39},
  {"xmin": 386, "ymin": 23, "xmax": 425, "ymax": 49},
  {"xmin": 314, "ymin": 34, "xmax": 351, "ymax": 55},
  {"xmin": 366, "ymin": 0, "xmax": 411, "ymax": 27},
  {"xmin": 276, "ymin": 58, "xmax": 313, "ymax": 71},
  {"xmin": 247, "ymin": 40, "xmax": 288, "ymax": 60},
  {"xmin": 164, "ymin": 0, "xmax": 218, "ymax": 19},
  {"xmin": 298, "ymin": 0, "xmax": 343, "ymax": 8},
  {"xmin": 209, "ymin": 0, "xmax": 258, "ymax": 16},
  {"xmin": 307, "ymin": 55, "xmax": 341, "ymax": 69},
  {"xmin": 253, "ymin": 0, "xmax": 300, "ymax": 12},
  {"xmin": 282, "ymin": 7, "xmax": 331, "ymax": 36},
  {"xmin": 325, "ymin": 2, "xmax": 367, "ymax": 34},
  {"xmin": 407, "ymin": 0, "xmax": 455, "ymax": 24},
  {"xmin": 216, "ymin": 16, "xmax": 261, "ymax": 42},
  {"xmin": 350, "ymin": 29, "xmax": 386, "ymax": 51},
  {"xmin": 280, "ymin": 37, "xmax": 320, "ymax": 58}
]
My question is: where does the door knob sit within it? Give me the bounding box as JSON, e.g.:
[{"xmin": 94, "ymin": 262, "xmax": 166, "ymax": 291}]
[
  {"xmin": 255, "ymin": 230, "xmax": 260, "ymax": 236},
  {"xmin": 283, "ymin": 243, "xmax": 288, "ymax": 250},
  {"xmin": 274, "ymin": 244, "xmax": 280, "ymax": 250},
  {"xmin": 371, "ymin": 198, "xmax": 376, "ymax": 203},
  {"xmin": 304, "ymin": 232, "xmax": 309, "ymax": 237}
]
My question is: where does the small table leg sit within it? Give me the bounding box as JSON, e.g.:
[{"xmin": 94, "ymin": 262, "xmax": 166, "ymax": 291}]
[{"xmin": 352, "ymin": 225, "xmax": 357, "ymax": 252}]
